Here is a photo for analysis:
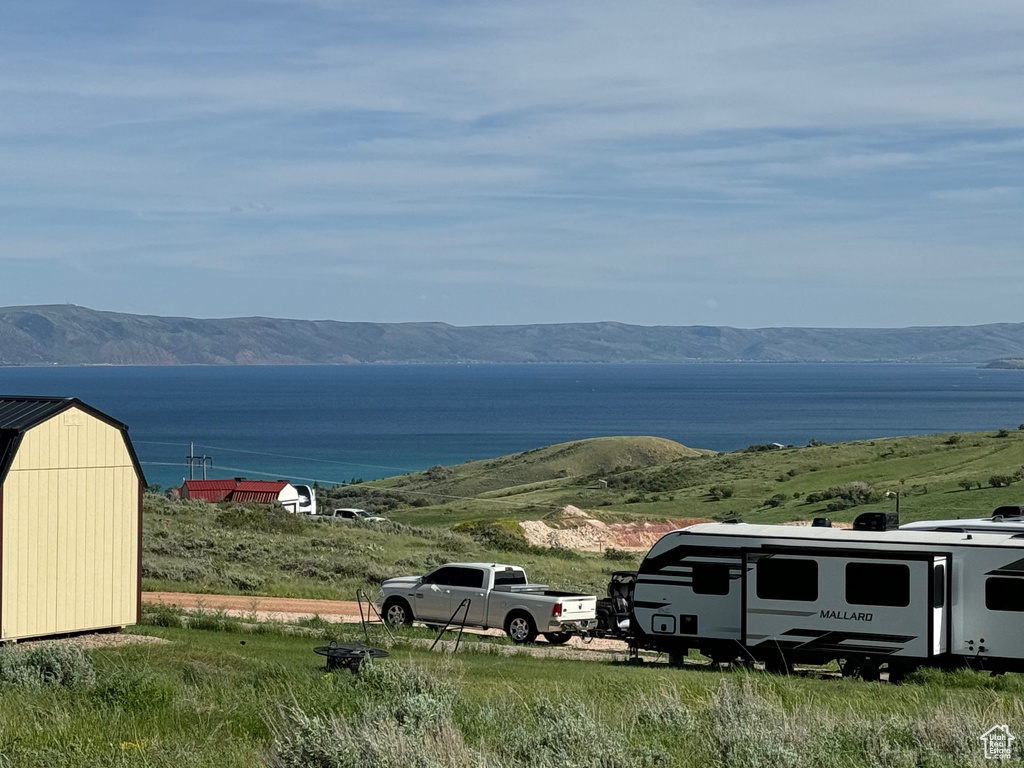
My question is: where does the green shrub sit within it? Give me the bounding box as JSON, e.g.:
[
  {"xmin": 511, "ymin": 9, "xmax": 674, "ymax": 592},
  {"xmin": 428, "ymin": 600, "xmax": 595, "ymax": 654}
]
[
  {"xmin": 632, "ymin": 689, "xmax": 692, "ymax": 730},
  {"xmin": 0, "ymin": 644, "xmax": 95, "ymax": 689},
  {"xmin": 805, "ymin": 481, "xmax": 878, "ymax": 508},
  {"xmin": 501, "ymin": 698, "xmax": 668, "ymax": 768},
  {"xmin": 452, "ymin": 520, "xmax": 532, "ymax": 553},
  {"xmin": 709, "ymin": 485, "xmax": 734, "ymax": 500},
  {"xmin": 352, "ymin": 661, "xmax": 458, "ymax": 729},
  {"xmin": 143, "ymin": 560, "xmax": 217, "ymax": 583},
  {"xmin": 227, "ymin": 571, "xmax": 266, "ymax": 592},
  {"xmin": 989, "ymin": 475, "xmax": 1016, "ymax": 488},
  {"xmin": 216, "ymin": 502, "xmax": 306, "ymax": 534},
  {"xmin": 272, "ymin": 707, "xmax": 475, "ymax": 768},
  {"xmin": 142, "ymin": 603, "xmax": 185, "ymax": 628},
  {"xmin": 603, "ymin": 547, "xmax": 637, "ymax": 562},
  {"xmin": 92, "ymin": 667, "xmax": 176, "ymax": 712}
]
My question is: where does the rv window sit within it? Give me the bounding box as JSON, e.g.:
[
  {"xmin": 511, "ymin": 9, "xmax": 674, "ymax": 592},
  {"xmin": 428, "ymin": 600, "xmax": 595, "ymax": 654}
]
[
  {"xmin": 986, "ymin": 577, "xmax": 1024, "ymax": 612},
  {"xmin": 756, "ymin": 558, "xmax": 818, "ymax": 602},
  {"xmin": 845, "ymin": 562, "xmax": 910, "ymax": 607},
  {"xmin": 692, "ymin": 563, "xmax": 730, "ymax": 595},
  {"xmin": 933, "ymin": 564, "xmax": 945, "ymax": 609}
]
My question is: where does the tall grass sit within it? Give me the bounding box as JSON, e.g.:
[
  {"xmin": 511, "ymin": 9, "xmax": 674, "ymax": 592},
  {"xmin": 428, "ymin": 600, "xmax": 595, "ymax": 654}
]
[
  {"xmin": 2, "ymin": 622, "xmax": 1019, "ymax": 767},
  {"xmin": 271, "ymin": 662, "xmax": 1011, "ymax": 768}
]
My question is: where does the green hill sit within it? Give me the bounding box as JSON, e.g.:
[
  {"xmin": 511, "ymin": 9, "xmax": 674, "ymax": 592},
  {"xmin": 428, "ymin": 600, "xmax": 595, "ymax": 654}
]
[
  {"xmin": 372, "ymin": 428, "xmax": 1024, "ymax": 527},
  {"xmin": 379, "ymin": 436, "xmax": 705, "ymax": 500}
]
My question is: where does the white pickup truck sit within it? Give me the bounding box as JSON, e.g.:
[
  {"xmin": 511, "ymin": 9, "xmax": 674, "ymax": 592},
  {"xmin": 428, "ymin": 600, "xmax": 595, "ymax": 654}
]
[{"xmin": 376, "ymin": 562, "xmax": 597, "ymax": 644}]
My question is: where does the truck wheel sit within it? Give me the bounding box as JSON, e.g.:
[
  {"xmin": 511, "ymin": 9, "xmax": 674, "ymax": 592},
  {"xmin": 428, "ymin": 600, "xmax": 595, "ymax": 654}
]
[
  {"xmin": 505, "ymin": 613, "xmax": 537, "ymax": 644},
  {"xmin": 383, "ymin": 599, "xmax": 413, "ymax": 628},
  {"xmin": 543, "ymin": 632, "xmax": 572, "ymax": 645}
]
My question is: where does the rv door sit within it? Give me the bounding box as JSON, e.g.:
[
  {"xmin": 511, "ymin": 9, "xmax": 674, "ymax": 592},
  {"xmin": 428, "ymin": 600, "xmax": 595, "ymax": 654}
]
[{"xmin": 932, "ymin": 556, "xmax": 949, "ymax": 656}]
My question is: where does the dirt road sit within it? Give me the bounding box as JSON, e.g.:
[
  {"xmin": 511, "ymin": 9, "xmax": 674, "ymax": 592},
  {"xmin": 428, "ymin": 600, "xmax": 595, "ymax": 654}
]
[
  {"xmin": 143, "ymin": 591, "xmax": 366, "ymax": 623},
  {"xmin": 141, "ymin": 591, "xmax": 635, "ymax": 657}
]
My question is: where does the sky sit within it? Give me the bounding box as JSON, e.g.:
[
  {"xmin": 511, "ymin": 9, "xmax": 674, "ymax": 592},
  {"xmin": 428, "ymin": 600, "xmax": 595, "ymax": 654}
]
[{"xmin": 2, "ymin": 1, "xmax": 1023, "ymax": 329}]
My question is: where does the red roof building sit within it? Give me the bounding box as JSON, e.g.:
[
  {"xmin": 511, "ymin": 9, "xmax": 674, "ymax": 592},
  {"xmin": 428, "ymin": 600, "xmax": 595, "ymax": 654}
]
[{"xmin": 181, "ymin": 478, "xmax": 299, "ymax": 510}]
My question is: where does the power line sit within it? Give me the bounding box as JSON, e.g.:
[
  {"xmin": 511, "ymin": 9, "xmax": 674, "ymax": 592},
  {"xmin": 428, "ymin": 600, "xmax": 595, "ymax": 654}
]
[{"xmin": 134, "ymin": 439, "xmax": 424, "ymax": 474}]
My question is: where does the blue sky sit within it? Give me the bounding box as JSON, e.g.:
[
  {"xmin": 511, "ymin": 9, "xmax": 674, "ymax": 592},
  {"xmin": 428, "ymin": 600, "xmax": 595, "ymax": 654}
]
[{"xmin": 2, "ymin": 0, "xmax": 1023, "ymax": 328}]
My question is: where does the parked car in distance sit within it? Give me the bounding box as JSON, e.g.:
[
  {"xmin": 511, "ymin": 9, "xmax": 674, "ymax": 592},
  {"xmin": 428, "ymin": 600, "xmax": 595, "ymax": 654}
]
[
  {"xmin": 306, "ymin": 507, "xmax": 387, "ymax": 523},
  {"xmin": 376, "ymin": 562, "xmax": 597, "ymax": 644}
]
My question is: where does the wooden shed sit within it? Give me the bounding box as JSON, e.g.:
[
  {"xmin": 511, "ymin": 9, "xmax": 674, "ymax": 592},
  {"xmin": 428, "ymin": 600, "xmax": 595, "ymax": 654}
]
[{"xmin": 0, "ymin": 396, "xmax": 144, "ymax": 641}]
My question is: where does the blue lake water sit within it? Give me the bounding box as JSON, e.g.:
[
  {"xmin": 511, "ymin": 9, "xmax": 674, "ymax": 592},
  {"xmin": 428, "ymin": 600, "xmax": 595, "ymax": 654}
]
[{"xmin": 0, "ymin": 363, "xmax": 1022, "ymax": 490}]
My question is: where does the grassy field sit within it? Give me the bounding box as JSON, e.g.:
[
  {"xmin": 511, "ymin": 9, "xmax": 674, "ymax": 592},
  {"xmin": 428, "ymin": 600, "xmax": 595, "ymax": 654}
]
[
  {"xmin": 2, "ymin": 612, "xmax": 1021, "ymax": 767},
  {"xmin": 143, "ymin": 429, "xmax": 1024, "ymax": 599},
  {"xmin": 44, "ymin": 428, "xmax": 1024, "ymax": 766},
  {"xmin": 142, "ymin": 495, "xmax": 636, "ymax": 599}
]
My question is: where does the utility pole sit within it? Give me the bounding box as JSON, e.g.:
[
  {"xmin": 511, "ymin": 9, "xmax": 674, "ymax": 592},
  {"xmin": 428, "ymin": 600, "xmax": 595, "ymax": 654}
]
[{"xmin": 186, "ymin": 442, "xmax": 213, "ymax": 480}]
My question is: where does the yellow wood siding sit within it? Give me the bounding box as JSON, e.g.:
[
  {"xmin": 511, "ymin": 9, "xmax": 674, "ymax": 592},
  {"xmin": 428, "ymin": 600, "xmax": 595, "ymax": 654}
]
[{"xmin": 1, "ymin": 407, "xmax": 139, "ymax": 640}]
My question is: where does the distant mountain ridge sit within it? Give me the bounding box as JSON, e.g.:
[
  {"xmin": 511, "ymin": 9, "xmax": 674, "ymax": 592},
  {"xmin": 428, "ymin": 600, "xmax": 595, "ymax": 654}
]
[{"xmin": 0, "ymin": 304, "xmax": 1022, "ymax": 366}]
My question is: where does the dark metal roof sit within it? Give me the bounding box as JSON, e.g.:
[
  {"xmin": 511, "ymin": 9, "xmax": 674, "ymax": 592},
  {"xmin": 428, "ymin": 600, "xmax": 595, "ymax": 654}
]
[
  {"xmin": 0, "ymin": 395, "xmax": 142, "ymax": 485},
  {"xmin": 0, "ymin": 396, "xmax": 80, "ymax": 431}
]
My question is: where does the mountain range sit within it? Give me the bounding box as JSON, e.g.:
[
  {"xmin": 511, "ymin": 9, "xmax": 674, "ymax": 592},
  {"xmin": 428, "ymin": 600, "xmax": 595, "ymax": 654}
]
[{"xmin": 0, "ymin": 304, "xmax": 1022, "ymax": 366}]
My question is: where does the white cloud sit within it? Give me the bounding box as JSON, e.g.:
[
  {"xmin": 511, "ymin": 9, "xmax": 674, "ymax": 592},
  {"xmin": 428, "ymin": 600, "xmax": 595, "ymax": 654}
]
[
  {"xmin": 929, "ymin": 186, "xmax": 1022, "ymax": 204},
  {"xmin": 1, "ymin": 1, "xmax": 1023, "ymax": 325}
]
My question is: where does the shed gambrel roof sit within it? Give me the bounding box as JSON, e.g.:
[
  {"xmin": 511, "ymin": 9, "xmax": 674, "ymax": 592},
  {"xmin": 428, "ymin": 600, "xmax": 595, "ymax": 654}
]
[{"xmin": 0, "ymin": 395, "xmax": 145, "ymax": 484}]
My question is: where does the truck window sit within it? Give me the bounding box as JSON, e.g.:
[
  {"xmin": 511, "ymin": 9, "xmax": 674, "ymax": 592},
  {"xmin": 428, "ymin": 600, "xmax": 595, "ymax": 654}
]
[
  {"xmin": 845, "ymin": 562, "xmax": 910, "ymax": 607},
  {"xmin": 494, "ymin": 569, "xmax": 527, "ymax": 587},
  {"xmin": 986, "ymin": 577, "xmax": 1024, "ymax": 612},
  {"xmin": 451, "ymin": 568, "xmax": 485, "ymax": 588},
  {"xmin": 756, "ymin": 558, "xmax": 817, "ymax": 601},
  {"xmin": 422, "ymin": 567, "xmax": 457, "ymax": 586},
  {"xmin": 692, "ymin": 563, "xmax": 730, "ymax": 595}
]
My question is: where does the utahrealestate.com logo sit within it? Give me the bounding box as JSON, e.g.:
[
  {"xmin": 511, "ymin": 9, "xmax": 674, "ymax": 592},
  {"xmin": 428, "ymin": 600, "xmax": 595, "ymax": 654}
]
[{"xmin": 980, "ymin": 725, "xmax": 1015, "ymax": 759}]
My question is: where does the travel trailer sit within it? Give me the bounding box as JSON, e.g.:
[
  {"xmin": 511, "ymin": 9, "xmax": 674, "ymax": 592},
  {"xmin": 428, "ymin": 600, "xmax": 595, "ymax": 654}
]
[{"xmin": 629, "ymin": 513, "xmax": 1024, "ymax": 678}]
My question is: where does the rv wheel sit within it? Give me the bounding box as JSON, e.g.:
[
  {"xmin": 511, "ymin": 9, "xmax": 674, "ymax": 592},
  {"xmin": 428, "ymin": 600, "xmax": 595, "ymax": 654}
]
[
  {"xmin": 763, "ymin": 657, "xmax": 791, "ymax": 675},
  {"xmin": 859, "ymin": 665, "xmax": 881, "ymax": 682},
  {"xmin": 843, "ymin": 661, "xmax": 880, "ymax": 682},
  {"xmin": 885, "ymin": 665, "xmax": 914, "ymax": 684}
]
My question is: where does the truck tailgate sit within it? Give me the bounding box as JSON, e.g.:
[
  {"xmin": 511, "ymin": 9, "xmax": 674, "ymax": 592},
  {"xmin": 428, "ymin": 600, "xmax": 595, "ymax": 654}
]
[{"xmin": 557, "ymin": 595, "xmax": 597, "ymax": 621}]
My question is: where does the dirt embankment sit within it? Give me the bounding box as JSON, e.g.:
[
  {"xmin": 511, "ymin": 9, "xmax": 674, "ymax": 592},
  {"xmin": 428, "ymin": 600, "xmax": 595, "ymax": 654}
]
[{"xmin": 519, "ymin": 505, "xmax": 710, "ymax": 551}]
